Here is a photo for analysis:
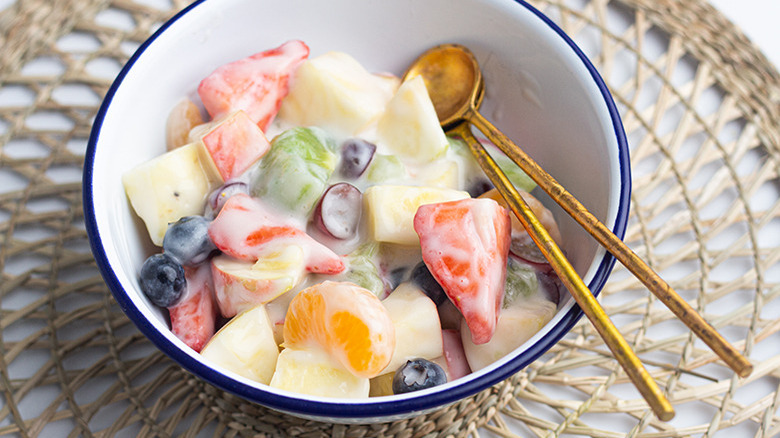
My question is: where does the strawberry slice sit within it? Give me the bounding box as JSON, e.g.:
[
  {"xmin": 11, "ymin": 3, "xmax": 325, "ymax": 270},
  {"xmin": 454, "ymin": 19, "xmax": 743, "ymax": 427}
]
[
  {"xmin": 198, "ymin": 40, "xmax": 309, "ymax": 130},
  {"xmin": 414, "ymin": 198, "xmax": 511, "ymax": 344},
  {"xmin": 169, "ymin": 263, "xmax": 216, "ymax": 352},
  {"xmin": 208, "ymin": 193, "xmax": 345, "ymax": 275}
]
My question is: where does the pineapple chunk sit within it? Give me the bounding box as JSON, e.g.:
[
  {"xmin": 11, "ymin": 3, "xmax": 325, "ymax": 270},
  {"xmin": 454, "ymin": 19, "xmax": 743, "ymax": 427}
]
[
  {"xmin": 380, "ymin": 283, "xmax": 443, "ymax": 375},
  {"xmin": 375, "ymin": 75, "xmax": 449, "ymax": 164},
  {"xmin": 270, "ymin": 348, "xmax": 369, "ymax": 398},
  {"xmin": 201, "ymin": 304, "xmax": 280, "ymax": 384},
  {"xmin": 278, "ymin": 52, "xmax": 398, "ymax": 137},
  {"xmin": 364, "ymin": 185, "xmax": 470, "ymax": 245},
  {"xmin": 122, "ymin": 142, "xmax": 221, "ymax": 246}
]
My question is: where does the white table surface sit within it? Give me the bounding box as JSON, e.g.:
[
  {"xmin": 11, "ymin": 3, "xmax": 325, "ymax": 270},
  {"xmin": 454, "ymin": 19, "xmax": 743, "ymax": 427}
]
[{"xmin": 710, "ymin": 0, "xmax": 780, "ymax": 68}]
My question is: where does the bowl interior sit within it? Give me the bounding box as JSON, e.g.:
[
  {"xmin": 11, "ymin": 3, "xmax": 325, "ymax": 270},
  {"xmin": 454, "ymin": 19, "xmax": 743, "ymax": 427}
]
[{"xmin": 85, "ymin": 0, "xmax": 628, "ymax": 421}]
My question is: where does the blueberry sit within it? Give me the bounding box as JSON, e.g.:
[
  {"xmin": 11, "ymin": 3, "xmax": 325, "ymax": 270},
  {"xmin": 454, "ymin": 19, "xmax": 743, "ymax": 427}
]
[
  {"xmin": 339, "ymin": 138, "xmax": 376, "ymax": 178},
  {"xmin": 411, "ymin": 262, "xmax": 447, "ymax": 305},
  {"xmin": 392, "ymin": 358, "xmax": 447, "ymax": 394},
  {"xmin": 163, "ymin": 215, "xmax": 216, "ymax": 266},
  {"xmin": 139, "ymin": 253, "xmax": 186, "ymax": 308}
]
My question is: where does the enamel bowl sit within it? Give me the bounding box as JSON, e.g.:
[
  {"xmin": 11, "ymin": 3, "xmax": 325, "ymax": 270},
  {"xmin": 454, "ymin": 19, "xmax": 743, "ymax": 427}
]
[{"xmin": 83, "ymin": 0, "xmax": 630, "ymax": 423}]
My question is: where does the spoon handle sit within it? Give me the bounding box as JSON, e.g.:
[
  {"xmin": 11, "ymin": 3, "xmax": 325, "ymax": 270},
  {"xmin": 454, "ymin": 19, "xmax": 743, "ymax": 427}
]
[
  {"xmin": 466, "ymin": 109, "xmax": 753, "ymax": 379},
  {"xmin": 449, "ymin": 122, "xmax": 675, "ymax": 422}
]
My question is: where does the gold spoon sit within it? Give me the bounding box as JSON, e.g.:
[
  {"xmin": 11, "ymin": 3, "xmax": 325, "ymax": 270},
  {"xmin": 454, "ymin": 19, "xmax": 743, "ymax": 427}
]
[
  {"xmin": 403, "ymin": 43, "xmax": 752, "ymax": 379},
  {"xmin": 403, "ymin": 44, "xmax": 675, "ymax": 421}
]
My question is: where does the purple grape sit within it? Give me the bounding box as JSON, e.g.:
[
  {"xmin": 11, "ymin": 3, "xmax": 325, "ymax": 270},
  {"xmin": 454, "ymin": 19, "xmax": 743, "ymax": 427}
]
[
  {"xmin": 313, "ymin": 183, "xmax": 362, "ymax": 239},
  {"xmin": 207, "ymin": 180, "xmax": 248, "ymax": 215},
  {"xmin": 339, "ymin": 138, "xmax": 376, "ymax": 178}
]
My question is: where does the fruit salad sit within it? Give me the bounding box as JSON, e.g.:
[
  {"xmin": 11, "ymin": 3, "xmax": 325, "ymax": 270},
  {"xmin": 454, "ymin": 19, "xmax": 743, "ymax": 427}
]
[{"xmin": 122, "ymin": 40, "xmax": 564, "ymax": 398}]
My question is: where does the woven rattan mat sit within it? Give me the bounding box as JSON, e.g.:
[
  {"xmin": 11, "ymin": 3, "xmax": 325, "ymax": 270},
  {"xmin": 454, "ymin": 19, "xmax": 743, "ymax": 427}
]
[{"xmin": 2, "ymin": 0, "xmax": 780, "ymax": 436}]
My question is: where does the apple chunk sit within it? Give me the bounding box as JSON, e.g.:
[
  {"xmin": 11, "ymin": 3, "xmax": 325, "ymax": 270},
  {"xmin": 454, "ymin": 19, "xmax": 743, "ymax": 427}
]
[
  {"xmin": 122, "ymin": 142, "xmax": 222, "ymax": 246},
  {"xmin": 375, "ymin": 75, "xmax": 449, "ymax": 164},
  {"xmin": 199, "ymin": 110, "xmax": 271, "ymax": 181},
  {"xmin": 210, "ymin": 246, "xmax": 306, "ymax": 318},
  {"xmin": 278, "ymin": 51, "xmax": 398, "ymax": 137},
  {"xmin": 200, "ymin": 305, "xmax": 279, "ymax": 384}
]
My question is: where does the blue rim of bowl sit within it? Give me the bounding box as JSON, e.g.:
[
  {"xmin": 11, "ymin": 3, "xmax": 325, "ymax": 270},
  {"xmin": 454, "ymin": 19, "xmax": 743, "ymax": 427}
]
[{"xmin": 83, "ymin": 0, "xmax": 630, "ymax": 421}]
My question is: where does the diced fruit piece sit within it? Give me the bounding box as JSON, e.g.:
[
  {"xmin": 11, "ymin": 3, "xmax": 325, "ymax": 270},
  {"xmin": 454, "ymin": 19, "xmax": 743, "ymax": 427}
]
[
  {"xmin": 392, "ymin": 358, "xmax": 447, "ymax": 394},
  {"xmin": 369, "ymin": 372, "xmax": 395, "ymax": 397},
  {"xmin": 414, "ymin": 198, "xmax": 512, "ymax": 344},
  {"xmin": 461, "ymin": 299, "xmax": 556, "ymax": 371},
  {"xmin": 250, "ymin": 127, "xmax": 337, "ymax": 217},
  {"xmin": 200, "ymin": 304, "xmax": 279, "ymax": 384},
  {"xmin": 122, "ymin": 142, "xmax": 222, "ymax": 245},
  {"xmin": 208, "ymin": 194, "xmax": 345, "ymax": 275},
  {"xmin": 197, "ymin": 40, "xmax": 309, "ymax": 130},
  {"xmin": 365, "ymin": 154, "xmax": 406, "ymax": 183},
  {"xmin": 437, "ymin": 298, "xmax": 463, "ymax": 331},
  {"xmin": 537, "ymin": 269, "xmax": 563, "ymax": 306},
  {"xmin": 417, "ymin": 159, "xmax": 459, "ymax": 189},
  {"xmin": 364, "ymin": 185, "xmax": 470, "ymax": 246},
  {"xmin": 312, "ymin": 183, "xmax": 362, "ymax": 239},
  {"xmin": 380, "ymin": 283, "xmax": 443, "ymax": 374},
  {"xmin": 502, "ymin": 256, "xmax": 540, "ymax": 308},
  {"xmin": 199, "ymin": 111, "xmax": 271, "ymax": 180},
  {"xmin": 375, "ymin": 75, "xmax": 449, "ymax": 165},
  {"xmin": 441, "ymin": 329, "xmax": 471, "ymax": 381},
  {"xmin": 270, "ymin": 347, "xmax": 369, "ymax": 398},
  {"xmin": 278, "ymin": 51, "xmax": 398, "ymax": 137},
  {"xmin": 211, "ymin": 246, "xmax": 305, "ymax": 318},
  {"xmin": 283, "ymin": 281, "xmax": 395, "ymax": 378},
  {"xmin": 410, "ymin": 261, "xmax": 447, "ymax": 306},
  {"xmin": 140, "ymin": 253, "xmax": 186, "ymax": 307},
  {"xmin": 206, "ymin": 180, "xmax": 249, "ymax": 218},
  {"xmin": 339, "ymin": 138, "xmax": 376, "ymax": 178},
  {"xmin": 166, "ymin": 99, "xmax": 203, "ymax": 150},
  {"xmin": 479, "ymin": 188, "xmax": 562, "ymax": 264},
  {"xmin": 169, "ymin": 263, "xmax": 216, "ymax": 352},
  {"xmin": 163, "ymin": 215, "xmax": 216, "ymax": 266}
]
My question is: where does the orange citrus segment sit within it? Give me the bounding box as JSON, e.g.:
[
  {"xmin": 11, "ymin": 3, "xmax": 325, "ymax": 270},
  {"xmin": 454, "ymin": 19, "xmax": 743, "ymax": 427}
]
[{"xmin": 283, "ymin": 281, "xmax": 395, "ymax": 378}]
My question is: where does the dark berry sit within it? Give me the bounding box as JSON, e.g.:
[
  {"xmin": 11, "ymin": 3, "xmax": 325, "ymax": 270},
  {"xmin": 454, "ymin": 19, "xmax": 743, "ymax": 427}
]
[
  {"xmin": 467, "ymin": 178, "xmax": 493, "ymax": 198},
  {"xmin": 163, "ymin": 215, "xmax": 216, "ymax": 266},
  {"xmin": 392, "ymin": 358, "xmax": 447, "ymax": 394},
  {"xmin": 387, "ymin": 267, "xmax": 409, "ymax": 291},
  {"xmin": 139, "ymin": 253, "xmax": 186, "ymax": 307},
  {"xmin": 207, "ymin": 180, "xmax": 249, "ymax": 216},
  {"xmin": 537, "ymin": 270, "xmax": 562, "ymax": 306},
  {"xmin": 411, "ymin": 261, "xmax": 447, "ymax": 305},
  {"xmin": 339, "ymin": 138, "xmax": 376, "ymax": 178}
]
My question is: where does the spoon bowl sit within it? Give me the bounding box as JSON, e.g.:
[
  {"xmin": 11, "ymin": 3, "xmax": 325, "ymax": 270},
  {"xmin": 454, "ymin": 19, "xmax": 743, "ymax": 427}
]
[{"xmin": 404, "ymin": 44, "xmax": 483, "ymax": 127}]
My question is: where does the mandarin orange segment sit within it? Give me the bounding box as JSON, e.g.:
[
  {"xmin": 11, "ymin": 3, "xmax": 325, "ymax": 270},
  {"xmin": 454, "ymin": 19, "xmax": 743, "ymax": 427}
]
[{"xmin": 283, "ymin": 281, "xmax": 395, "ymax": 378}]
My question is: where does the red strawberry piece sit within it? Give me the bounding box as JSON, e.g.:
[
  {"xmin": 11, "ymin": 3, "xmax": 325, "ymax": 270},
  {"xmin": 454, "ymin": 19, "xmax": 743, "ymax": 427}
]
[
  {"xmin": 169, "ymin": 263, "xmax": 216, "ymax": 352},
  {"xmin": 208, "ymin": 193, "xmax": 345, "ymax": 275},
  {"xmin": 414, "ymin": 198, "xmax": 511, "ymax": 344},
  {"xmin": 201, "ymin": 110, "xmax": 271, "ymax": 180},
  {"xmin": 197, "ymin": 40, "xmax": 309, "ymax": 130}
]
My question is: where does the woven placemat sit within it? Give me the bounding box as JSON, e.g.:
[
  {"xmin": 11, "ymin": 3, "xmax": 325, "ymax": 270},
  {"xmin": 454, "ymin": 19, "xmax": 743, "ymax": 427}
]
[{"xmin": 2, "ymin": 0, "xmax": 779, "ymax": 436}]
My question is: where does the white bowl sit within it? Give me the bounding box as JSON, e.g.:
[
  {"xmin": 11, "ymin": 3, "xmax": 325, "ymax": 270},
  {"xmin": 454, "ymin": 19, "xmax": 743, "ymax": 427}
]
[{"xmin": 83, "ymin": 0, "xmax": 630, "ymax": 423}]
